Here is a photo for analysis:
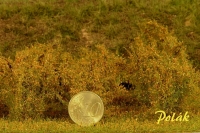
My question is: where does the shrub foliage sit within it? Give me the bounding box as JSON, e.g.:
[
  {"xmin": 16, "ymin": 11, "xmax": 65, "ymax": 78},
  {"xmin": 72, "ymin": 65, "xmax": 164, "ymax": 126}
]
[
  {"xmin": 126, "ymin": 20, "xmax": 200, "ymax": 114},
  {"xmin": 0, "ymin": 20, "xmax": 199, "ymax": 120}
]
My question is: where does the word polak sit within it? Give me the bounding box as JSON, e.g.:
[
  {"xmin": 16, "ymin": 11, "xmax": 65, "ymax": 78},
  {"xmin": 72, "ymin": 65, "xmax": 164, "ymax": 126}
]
[{"xmin": 155, "ymin": 110, "xmax": 189, "ymax": 124}]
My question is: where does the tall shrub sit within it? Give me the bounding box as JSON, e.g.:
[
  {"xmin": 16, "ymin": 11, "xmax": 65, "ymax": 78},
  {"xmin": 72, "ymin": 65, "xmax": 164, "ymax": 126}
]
[
  {"xmin": 12, "ymin": 44, "xmax": 72, "ymax": 119},
  {"xmin": 124, "ymin": 20, "xmax": 200, "ymax": 114},
  {"xmin": 0, "ymin": 56, "xmax": 14, "ymax": 117}
]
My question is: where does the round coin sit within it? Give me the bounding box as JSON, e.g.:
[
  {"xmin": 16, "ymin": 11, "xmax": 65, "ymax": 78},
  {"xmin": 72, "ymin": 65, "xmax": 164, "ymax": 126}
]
[{"xmin": 68, "ymin": 91, "xmax": 104, "ymax": 126}]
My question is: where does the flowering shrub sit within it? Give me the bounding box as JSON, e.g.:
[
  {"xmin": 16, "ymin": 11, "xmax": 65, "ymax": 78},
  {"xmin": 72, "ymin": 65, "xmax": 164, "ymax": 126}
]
[
  {"xmin": 125, "ymin": 20, "xmax": 200, "ymax": 114},
  {"xmin": 10, "ymin": 44, "xmax": 73, "ymax": 119},
  {"xmin": 0, "ymin": 20, "xmax": 199, "ymax": 120}
]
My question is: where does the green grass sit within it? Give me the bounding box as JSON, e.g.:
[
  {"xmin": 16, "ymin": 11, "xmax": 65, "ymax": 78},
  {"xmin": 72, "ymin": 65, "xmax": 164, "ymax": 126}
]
[
  {"xmin": 0, "ymin": 0, "xmax": 199, "ymax": 68},
  {"xmin": 0, "ymin": 115, "xmax": 200, "ymax": 133}
]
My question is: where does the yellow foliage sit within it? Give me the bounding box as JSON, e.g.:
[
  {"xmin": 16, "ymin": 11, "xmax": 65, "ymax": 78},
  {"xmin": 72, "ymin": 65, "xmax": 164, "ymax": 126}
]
[
  {"xmin": 125, "ymin": 20, "xmax": 200, "ymax": 114},
  {"xmin": 0, "ymin": 20, "xmax": 199, "ymax": 120}
]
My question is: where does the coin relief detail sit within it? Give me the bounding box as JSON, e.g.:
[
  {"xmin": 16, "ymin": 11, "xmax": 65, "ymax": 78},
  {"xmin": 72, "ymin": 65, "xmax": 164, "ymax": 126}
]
[{"xmin": 68, "ymin": 91, "xmax": 104, "ymax": 126}]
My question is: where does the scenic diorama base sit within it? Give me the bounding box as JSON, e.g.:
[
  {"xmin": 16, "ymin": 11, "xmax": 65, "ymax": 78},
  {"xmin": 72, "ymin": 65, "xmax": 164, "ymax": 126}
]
[{"xmin": 0, "ymin": 0, "xmax": 200, "ymax": 132}]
